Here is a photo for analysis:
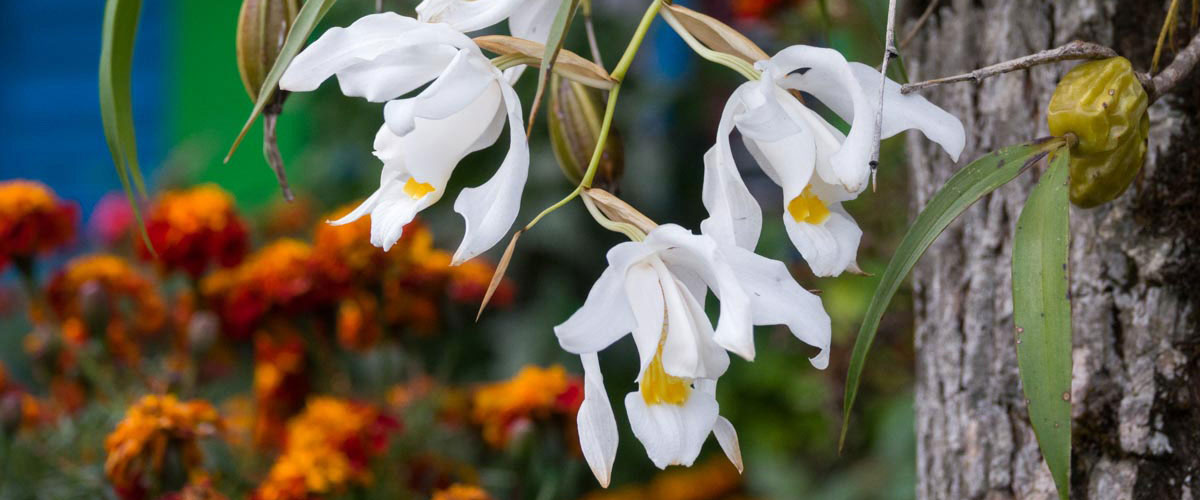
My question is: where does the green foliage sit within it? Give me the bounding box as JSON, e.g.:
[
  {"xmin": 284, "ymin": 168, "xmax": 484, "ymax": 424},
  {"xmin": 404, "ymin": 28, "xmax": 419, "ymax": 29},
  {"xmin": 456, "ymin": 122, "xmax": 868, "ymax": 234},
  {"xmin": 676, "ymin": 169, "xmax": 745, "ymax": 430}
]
[
  {"xmin": 839, "ymin": 139, "xmax": 1068, "ymax": 450},
  {"xmin": 99, "ymin": 0, "xmax": 154, "ymax": 253},
  {"xmin": 1012, "ymin": 150, "xmax": 1073, "ymax": 500}
]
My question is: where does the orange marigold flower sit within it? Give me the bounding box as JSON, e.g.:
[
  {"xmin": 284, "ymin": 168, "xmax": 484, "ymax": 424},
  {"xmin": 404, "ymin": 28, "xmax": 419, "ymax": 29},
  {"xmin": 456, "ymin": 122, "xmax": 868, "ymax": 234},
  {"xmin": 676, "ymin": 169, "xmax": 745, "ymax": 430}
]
[
  {"xmin": 45, "ymin": 254, "xmax": 166, "ymax": 366},
  {"xmin": 312, "ymin": 204, "xmax": 433, "ymax": 288},
  {"xmin": 159, "ymin": 478, "xmax": 229, "ymax": 500},
  {"xmin": 472, "ymin": 365, "xmax": 583, "ymax": 448},
  {"xmin": 104, "ymin": 395, "xmax": 223, "ymax": 500},
  {"xmin": 433, "ymin": 484, "xmax": 494, "ymax": 500},
  {"xmin": 254, "ymin": 397, "xmax": 399, "ymax": 500},
  {"xmin": 0, "ymin": 180, "xmax": 78, "ymax": 269},
  {"xmin": 139, "ymin": 184, "xmax": 249, "ymax": 278},
  {"xmin": 46, "ymin": 254, "xmax": 166, "ymax": 336}
]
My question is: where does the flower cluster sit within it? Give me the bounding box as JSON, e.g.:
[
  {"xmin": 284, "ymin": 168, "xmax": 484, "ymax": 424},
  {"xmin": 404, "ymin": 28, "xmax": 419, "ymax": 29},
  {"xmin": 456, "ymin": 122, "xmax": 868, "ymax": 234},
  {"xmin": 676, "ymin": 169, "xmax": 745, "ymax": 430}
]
[
  {"xmin": 471, "ymin": 364, "xmax": 583, "ymax": 448},
  {"xmin": 254, "ymin": 397, "xmax": 399, "ymax": 500},
  {"xmin": 579, "ymin": 458, "xmax": 743, "ymax": 500},
  {"xmin": 202, "ymin": 239, "xmax": 331, "ymax": 338},
  {"xmin": 139, "ymin": 184, "xmax": 249, "ymax": 278},
  {"xmin": 104, "ymin": 395, "xmax": 223, "ymax": 500},
  {"xmin": 0, "ymin": 180, "xmax": 77, "ymax": 271},
  {"xmin": 45, "ymin": 254, "xmax": 166, "ymax": 363}
]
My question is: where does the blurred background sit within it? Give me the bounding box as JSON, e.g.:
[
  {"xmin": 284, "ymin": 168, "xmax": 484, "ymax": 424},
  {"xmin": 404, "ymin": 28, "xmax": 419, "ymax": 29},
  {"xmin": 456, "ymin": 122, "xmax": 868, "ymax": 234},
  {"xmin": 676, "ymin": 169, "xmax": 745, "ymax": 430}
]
[{"xmin": 0, "ymin": 0, "xmax": 919, "ymax": 498}]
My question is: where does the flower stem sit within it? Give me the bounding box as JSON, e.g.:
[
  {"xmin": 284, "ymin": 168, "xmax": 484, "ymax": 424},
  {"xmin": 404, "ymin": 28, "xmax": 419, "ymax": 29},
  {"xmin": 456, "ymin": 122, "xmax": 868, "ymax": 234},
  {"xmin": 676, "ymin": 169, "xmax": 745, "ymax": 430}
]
[
  {"xmin": 523, "ymin": 0, "xmax": 662, "ymax": 232},
  {"xmin": 659, "ymin": 8, "xmax": 761, "ymax": 80}
]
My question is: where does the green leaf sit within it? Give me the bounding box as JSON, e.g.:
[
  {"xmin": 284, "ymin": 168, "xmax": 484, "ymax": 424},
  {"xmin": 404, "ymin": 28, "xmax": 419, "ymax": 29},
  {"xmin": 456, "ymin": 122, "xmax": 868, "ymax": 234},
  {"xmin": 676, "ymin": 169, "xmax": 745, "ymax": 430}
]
[
  {"xmin": 526, "ymin": 0, "xmax": 581, "ymax": 136},
  {"xmin": 225, "ymin": 0, "xmax": 339, "ymax": 162},
  {"xmin": 839, "ymin": 139, "xmax": 1067, "ymax": 452},
  {"xmin": 1012, "ymin": 149, "xmax": 1072, "ymax": 500},
  {"xmin": 100, "ymin": 0, "xmax": 155, "ymax": 253}
]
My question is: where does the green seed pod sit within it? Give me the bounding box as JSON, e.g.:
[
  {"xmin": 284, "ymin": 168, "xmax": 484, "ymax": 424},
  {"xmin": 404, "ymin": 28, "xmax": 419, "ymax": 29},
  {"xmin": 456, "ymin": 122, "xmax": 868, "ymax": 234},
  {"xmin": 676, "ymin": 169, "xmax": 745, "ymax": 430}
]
[
  {"xmin": 236, "ymin": 0, "xmax": 299, "ymax": 102},
  {"xmin": 548, "ymin": 74, "xmax": 625, "ymax": 191},
  {"xmin": 1047, "ymin": 57, "xmax": 1149, "ymax": 208}
]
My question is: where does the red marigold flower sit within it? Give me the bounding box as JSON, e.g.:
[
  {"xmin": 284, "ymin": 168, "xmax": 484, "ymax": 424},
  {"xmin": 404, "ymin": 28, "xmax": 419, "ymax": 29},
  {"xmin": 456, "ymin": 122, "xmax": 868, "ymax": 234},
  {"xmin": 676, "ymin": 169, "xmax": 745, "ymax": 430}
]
[
  {"xmin": 0, "ymin": 180, "xmax": 78, "ymax": 269},
  {"xmin": 138, "ymin": 184, "xmax": 249, "ymax": 278},
  {"xmin": 202, "ymin": 239, "xmax": 335, "ymax": 338}
]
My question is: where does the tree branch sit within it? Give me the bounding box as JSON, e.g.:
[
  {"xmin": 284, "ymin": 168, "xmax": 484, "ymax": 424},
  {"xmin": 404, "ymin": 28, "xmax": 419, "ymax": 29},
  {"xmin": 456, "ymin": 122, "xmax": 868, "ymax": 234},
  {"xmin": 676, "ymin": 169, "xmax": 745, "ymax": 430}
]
[
  {"xmin": 1148, "ymin": 30, "xmax": 1200, "ymax": 100},
  {"xmin": 899, "ymin": 0, "xmax": 940, "ymax": 50},
  {"xmin": 900, "ymin": 40, "xmax": 1118, "ymax": 94},
  {"xmin": 870, "ymin": 0, "xmax": 899, "ymax": 190}
]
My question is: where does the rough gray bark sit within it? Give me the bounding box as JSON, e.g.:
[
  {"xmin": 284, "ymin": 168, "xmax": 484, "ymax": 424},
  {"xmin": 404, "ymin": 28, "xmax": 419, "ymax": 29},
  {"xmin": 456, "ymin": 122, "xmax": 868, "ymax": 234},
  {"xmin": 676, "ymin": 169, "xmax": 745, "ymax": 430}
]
[{"xmin": 902, "ymin": 1, "xmax": 1199, "ymax": 499}]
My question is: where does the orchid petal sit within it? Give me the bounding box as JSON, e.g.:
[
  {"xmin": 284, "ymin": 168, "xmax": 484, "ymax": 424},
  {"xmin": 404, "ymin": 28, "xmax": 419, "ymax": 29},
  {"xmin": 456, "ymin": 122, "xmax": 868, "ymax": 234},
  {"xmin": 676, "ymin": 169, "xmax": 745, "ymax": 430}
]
[
  {"xmin": 768, "ymin": 46, "xmax": 873, "ymax": 192},
  {"xmin": 693, "ymin": 379, "xmax": 744, "ymax": 473},
  {"xmin": 624, "ymin": 389, "xmax": 719, "ymax": 469},
  {"xmin": 783, "ymin": 202, "xmax": 862, "ymax": 279},
  {"xmin": 451, "ymin": 80, "xmax": 529, "ymax": 264},
  {"xmin": 700, "ymin": 84, "xmax": 762, "ymax": 251},
  {"xmin": 508, "ymin": 0, "xmax": 560, "ymax": 43},
  {"xmin": 416, "ymin": 0, "xmax": 522, "ymax": 34},
  {"xmin": 624, "ymin": 261, "xmax": 667, "ymax": 377},
  {"xmin": 719, "ymin": 244, "xmax": 832, "ymax": 368},
  {"xmin": 280, "ymin": 13, "xmax": 474, "ymax": 101},
  {"xmin": 646, "ymin": 226, "xmax": 754, "ymax": 362},
  {"xmin": 383, "ymin": 50, "xmax": 497, "ymax": 137},
  {"xmin": 846, "ymin": 62, "xmax": 965, "ymax": 161},
  {"xmin": 554, "ymin": 265, "xmax": 635, "ymax": 355},
  {"xmin": 578, "ymin": 353, "xmax": 618, "ymax": 487}
]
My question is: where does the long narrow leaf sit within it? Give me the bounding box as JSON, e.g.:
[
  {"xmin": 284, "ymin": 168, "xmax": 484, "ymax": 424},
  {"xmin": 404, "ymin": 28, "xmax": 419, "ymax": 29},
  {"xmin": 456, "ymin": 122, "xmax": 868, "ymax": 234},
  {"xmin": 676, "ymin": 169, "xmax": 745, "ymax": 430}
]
[
  {"xmin": 100, "ymin": 0, "xmax": 154, "ymax": 253},
  {"xmin": 1012, "ymin": 150, "xmax": 1072, "ymax": 500},
  {"xmin": 839, "ymin": 139, "xmax": 1067, "ymax": 451},
  {"xmin": 526, "ymin": 0, "xmax": 581, "ymax": 135},
  {"xmin": 226, "ymin": 0, "xmax": 339, "ymax": 162}
]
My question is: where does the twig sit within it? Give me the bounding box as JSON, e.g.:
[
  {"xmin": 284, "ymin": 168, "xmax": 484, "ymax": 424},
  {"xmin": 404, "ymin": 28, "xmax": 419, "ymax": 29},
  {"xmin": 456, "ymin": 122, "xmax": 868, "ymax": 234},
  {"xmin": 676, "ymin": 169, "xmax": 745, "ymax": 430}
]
[
  {"xmin": 584, "ymin": 10, "xmax": 605, "ymax": 67},
  {"xmin": 1149, "ymin": 30, "xmax": 1200, "ymax": 100},
  {"xmin": 899, "ymin": 0, "xmax": 940, "ymax": 50},
  {"xmin": 376, "ymin": 0, "xmax": 383, "ymax": 12},
  {"xmin": 870, "ymin": 0, "xmax": 899, "ymax": 191},
  {"xmin": 1152, "ymin": 0, "xmax": 1182, "ymax": 72},
  {"xmin": 900, "ymin": 40, "xmax": 1118, "ymax": 94}
]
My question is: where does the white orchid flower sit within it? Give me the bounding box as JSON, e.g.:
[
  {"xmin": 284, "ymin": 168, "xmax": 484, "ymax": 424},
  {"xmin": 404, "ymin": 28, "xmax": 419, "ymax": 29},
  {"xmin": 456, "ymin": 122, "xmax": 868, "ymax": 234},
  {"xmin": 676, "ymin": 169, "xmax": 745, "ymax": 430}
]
[
  {"xmin": 702, "ymin": 45, "xmax": 965, "ymax": 277},
  {"xmin": 554, "ymin": 224, "xmax": 830, "ymax": 484},
  {"xmin": 416, "ymin": 0, "xmax": 560, "ymax": 43},
  {"xmin": 279, "ymin": 13, "xmax": 528, "ymax": 264}
]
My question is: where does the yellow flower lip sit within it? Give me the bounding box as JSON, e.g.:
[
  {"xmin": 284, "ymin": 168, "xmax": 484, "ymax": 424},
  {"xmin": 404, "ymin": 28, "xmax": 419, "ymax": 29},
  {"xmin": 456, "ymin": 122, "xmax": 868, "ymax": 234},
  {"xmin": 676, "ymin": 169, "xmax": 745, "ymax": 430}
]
[
  {"xmin": 403, "ymin": 178, "xmax": 436, "ymax": 200},
  {"xmin": 640, "ymin": 341, "xmax": 689, "ymax": 406},
  {"xmin": 787, "ymin": 186, "xmax": 831, "ymax": 225}
]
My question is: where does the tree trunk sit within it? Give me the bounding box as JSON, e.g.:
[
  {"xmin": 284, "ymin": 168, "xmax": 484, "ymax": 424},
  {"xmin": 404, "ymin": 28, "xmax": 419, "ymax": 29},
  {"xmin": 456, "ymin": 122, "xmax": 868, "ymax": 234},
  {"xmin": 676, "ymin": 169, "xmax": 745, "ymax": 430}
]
[{"xmin": 902, "ymin": 1, "xmax": 1199, "ymax": 499}]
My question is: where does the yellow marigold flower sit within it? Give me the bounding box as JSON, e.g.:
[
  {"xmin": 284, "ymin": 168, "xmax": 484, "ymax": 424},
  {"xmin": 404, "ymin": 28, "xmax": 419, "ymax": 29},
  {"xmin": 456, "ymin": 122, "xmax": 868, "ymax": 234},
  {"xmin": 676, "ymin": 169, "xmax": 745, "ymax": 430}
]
[
  {"xmin": 433, "ymin": 484, "xmax": 494, "ymax": 500},
  {"xmin": 104, "ymin": 395, "xmax": 222, "ymax": 499},
  {"xmin": 139, "ymin": 184, "xmax": 249, "ymax": 278},
  {"xmin": 0, "ymin": 180, "xmax": 78, "ymax": 268},
  {"xmin": 472, "ymin": 365, "xmax": 583, "ymax": 448},
  {"xmin": 254, "ymin": 397, "xmax": 399, "ymax": 500}
]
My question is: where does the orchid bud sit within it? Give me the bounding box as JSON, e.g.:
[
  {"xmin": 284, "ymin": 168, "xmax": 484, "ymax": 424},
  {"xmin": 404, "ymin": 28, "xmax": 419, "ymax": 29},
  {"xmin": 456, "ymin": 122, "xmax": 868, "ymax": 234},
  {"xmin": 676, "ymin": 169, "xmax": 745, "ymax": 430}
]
[
  {"xmin": 548, "ymin": 74, "xmax": 625, "ymax": 190},
  {"xmin": 236, "ymin": 0, "xmax": 299, "ymax": 102},
  {"xmin": 1047, "ymin": 57, "xmax": 1149, "ymax": 208},
  {"xmin": 237, "ymin": 0, "xmax": 300, "ymax": 201}
]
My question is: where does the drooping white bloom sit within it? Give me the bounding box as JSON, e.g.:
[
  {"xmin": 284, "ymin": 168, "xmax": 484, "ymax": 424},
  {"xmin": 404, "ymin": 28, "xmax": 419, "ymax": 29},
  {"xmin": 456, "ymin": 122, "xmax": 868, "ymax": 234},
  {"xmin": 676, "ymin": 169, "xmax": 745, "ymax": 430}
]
[
  {"xmin": 279, "ymin": 13, "xmax": 528, "ymax": 264},
  {"xmin": 416, "ymin": 0, "xmax": 560, "ymax": 43},
  {"xmin": 702, "ymin": 45, "xmax": 965, "ymax": 277},
  {"xmin": 555, "ymin": 224, "xmax": 830, "ymax": 484}
]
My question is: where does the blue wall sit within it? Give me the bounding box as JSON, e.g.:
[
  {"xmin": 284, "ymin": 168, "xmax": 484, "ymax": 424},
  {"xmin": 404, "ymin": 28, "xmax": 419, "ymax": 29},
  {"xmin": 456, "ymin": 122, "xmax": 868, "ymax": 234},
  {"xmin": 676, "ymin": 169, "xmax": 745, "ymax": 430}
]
[{"xmin": 0, "ymin": 1, "xmax": 167, "ymax": 216}]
